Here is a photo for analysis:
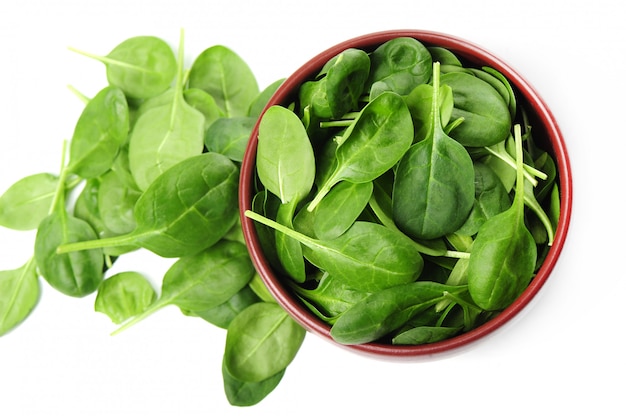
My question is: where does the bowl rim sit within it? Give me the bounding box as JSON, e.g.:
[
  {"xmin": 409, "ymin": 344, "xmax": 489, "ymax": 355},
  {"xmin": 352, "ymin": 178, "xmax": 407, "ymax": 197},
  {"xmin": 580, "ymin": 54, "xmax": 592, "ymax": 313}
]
[{"xmin": 239, "ymin": 29, "xmax": 573, "ymax": 359}]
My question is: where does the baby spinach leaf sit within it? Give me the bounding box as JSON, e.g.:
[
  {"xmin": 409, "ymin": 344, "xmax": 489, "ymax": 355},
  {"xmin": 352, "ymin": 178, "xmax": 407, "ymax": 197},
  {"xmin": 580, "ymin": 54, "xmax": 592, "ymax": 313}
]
[
  {"xmin": 185, "ymin": 285, "xmax": 260, "ymax": 329},
  {"xmin": 482, "ymin": 66, "xmax": 517, "ymax": 120},
  {"xmin": 128, "ymin": 33, "xmax": 205, "ymax": 191},
  {"xmin": 0, "ymin": 258, "xmax": 40, "ymax": 336},
  {"xmin": 312, "ymin": 180, "xmax": 373, "ymax": 240},
  {"xmin": 405, "ymin": 82, "xmax": 453, "ymax": 142},
  {"xmin": 69, "ymin": 35, "xmax": 176, "ymax": 100},
  {"xmin": 367, "ymin": 37, "xmax": 432, "ymax": 98},
  {"xmin": 441, "ymin": 71, "xmax": 511, "ymax": 147},
  {"xmin": 467, "ymin": 125, "xmax": 538, "ymax": 311},
  {"xmin": 393, "ymin": 63, "xmax": 475, "ymax": 240},
  {"xmin": 188, "ymin": 45, "xmax": 259, "ymax": 117},
  {"xmin": 248, "ymin": 273, "xmax": 277, "ymax": 304},
  {"xmin": 67, "ymin": 86, "xmax": 129, "ymax": 179},
  {"xmin": 427, "ymin": 46, "xmax": 463, "ymax": 66},
  {"xmin": 307, "ymin": 91, "xmax": 413, "ymax": 211},
  {"xmin": 111, "ymin": 240, "xmax": 254, "ymax": 334},
  {"xmin": 291, "ymin": 272, "xmax": 370, "ymax": 324},
  {"xmin": 274, "ymin": 200, "xmax": 306, "ymax": 283},
  {"xmin": 330, "ymin": 281, "xmax": 466, "ymax": 345},
  {"xmin": 58, "ymin": 152, "xmax": 239, "ymax": 258},
  {"xmin": 35, "ymin": 209, "xmax": 104, "ymax": 297},
  {"xmin": 94, "ymin": 271, "xmax": 156, "ymax": 324},
  {"xmin": 205, "ymin": 116, "xmax": 256, "ymax": 163},
  {"xmin": 224, "ymin": 302, "xmax": 305, "ymax": 383},
  {"xmin": 73, "ymin": 178, "xmax": 137, "ymax": 257},
  {"xmin": 299, "ymin": 48, "xmax": 370, "ymax": 119},
  {"xmin": 392, "ymin": 325, "xmax": 462, "ymax": 345},
  {"xmin": 161, "ymin": 240, "xmax": 255, "ymax": 311},
  {"xmin": 456, "ymin": 162, "xmax": 512, "ymax": 236},
  {"xmin": 0, "ymin": 173, "xmax": 58, "ymax": 230},
  {"xmin": 97, "ymin": 170, "xmax": 141, "ymax": 235},
  {"xmin": 183, "ymin": 88, "xmax": 224, "ymax": 132},
  {"xmin": 222, "ymin": 358, "xmax": 285, "ymax": 407},
  {"xmin": 256, "ymin": 105, "xmax": 315, "ymax": 205},
  {"xmin": 248, "ymin": 79, "xmax": 285, "ymax": 118},
  {"xmin": 245, "ymin": 211, "xmax": 423, "ymax": 292},
  {"xmin": 250, "ymin": 191, "xmax": 283, "ymax": 272}
]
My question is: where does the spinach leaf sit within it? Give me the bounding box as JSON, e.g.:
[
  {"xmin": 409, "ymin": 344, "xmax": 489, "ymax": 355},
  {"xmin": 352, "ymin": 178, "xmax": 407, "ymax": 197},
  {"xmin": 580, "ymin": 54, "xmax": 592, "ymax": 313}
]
[
  {"xmin": 222, "ymin": 358, "xmax": 285, "ymax": 407},
  {"xmin": 456, "ymin": 161, "xmax": 512, "ymax": 236},
  {"xmin": 482, "ymin": 66, "xmax": 517, "ymax": 120},
  {"xmin": 97, "ymin": 169, "xmax": 141, "ymax": 235},
  {"xmin": 248, "ymin": 79, "xmax": 285, "ymax": 118},
  {"xmin": 312, "ymin": 180, "xmax": 373, "ymax": 240},
  {"xmin": 427, "ymin": 46, "xmax": 462, "ymax": 66},
  {"xmin": 467, "ymin": 125, "xmax": 538, "ymax": 311},
  {"xmin": 35, "ymin": 209, "xmax": 104, "ymax": 297},
  {"xmin": 274, "ymin": 200, "xmax": 306, "ymax": 283},
  {"xmin": 128, "ymin": 33, "xmax": 205, "ymax": 191},
  {"xmin": 188, "ymin": 45, "xmax": 259, "ymax": 117},
  {"xmin": 393, "ymin": 62, "xmax": 475, "ymax": 240},
  {"xmin": 58, "ymin": 152, "xmax": 239, "ymax": 258},
  {"xmin": 160, "ymin": 240, "xmax": 255, "ymax": 311},
  {"xmin": 248, "ymin": 273, "xmax": 277, "ymax": 304},
  {"xmin": 185, "ymin": 285, "xmax": 260, "ymax": 329},
  {"xmin": 67, "ymin": 86, "xmax": 129, "ymax": 179},
  {"xmin": 224, "ymin": 302, "xmax": 305, "ymax": 383},
  {"xmin": 330, "ymin": 281, "xmax": 466, "ymax": 344},
  {"xmin": 73, "ymin": 178, "xmax": 137, "ymax": 257},
  {"xmin": 0, "ymin": 173, "xmax": 59, "ymax": 231},
  {"xmin": 94, "ymin": 271, "xmax": 156, "ymax": 324},
  {"xmin": 307, "ymin": 91, "xmax": 413, "ymax": 211},
  {"xmin": 256, "ymin": 105, "xmax": 316, "ymax": 205},
  {"xmin": 0, "ymin": 258, "xmax": 40, "ymax": 336},
  {"xmin": 183, "ymin": 88, "xmax": 224, "ymax": 132},
  {"xmin": 367, "ymin": 37, "xmax": 432, "ymax": 98},
  {"xmin": 205, "ymin": 116, "xmax": 256, "ymax": 163},
  {"xmin": 291, "ymin": 272, "xmax": 370, "ymax": 324},
  {"xmin": 245, "ymin": 211, "xmax": 423, "ymax": 292},
  {"xmin": 69, "ymin": 36, "xmax": 177, "ymax": 100},
  {"xmin": 392, "ymin": 325, "xmax": 462, "ymax": 345},
  {"xmin": 300, "ymin": 48, "xmax": 370, "ymax": 119},
  {"xmin": 441, "ymin": 71, "xmax": 511, "ymax": 147},
  {"xmin": 405, "ymin": 82, "xmax": 453, "ymax": 142}
]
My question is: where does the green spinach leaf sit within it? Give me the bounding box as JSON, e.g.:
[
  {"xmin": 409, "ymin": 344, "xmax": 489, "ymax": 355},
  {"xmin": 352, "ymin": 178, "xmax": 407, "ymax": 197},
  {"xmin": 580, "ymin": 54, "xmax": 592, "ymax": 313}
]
[
  {"xmin": 224, "ymin": 302, "xmax": 305, "ymax": 382},
  {"xmin": 188, "ymin": 45, "xmax": 259, "ymax": 117},
  {"xmin": 393, "ymin": 62, "xmax": 475, "ymax": 240},
  {"xmin": 0, "ymin": 173, "xmax": 59, "ymax": 231},
  {"xmin": 0, "ymin": 258, "xmax": 40, "ymax": 336},
  {"xmin": 58, "ymin": 152, "xmax": 239, "ymax": 258},
  {"xmin": 95, "ymin": 271, "xmax": 156, "ymax": 324},
  {"xmin": 69, "ymin": 35, "xmax": 177, "ymax": 100},
  {"xmin": 256, "ymin": 105, "xmax": 315, "ymax": 204},
  {"xmin": 67, "ymin": 86, "xmax": 129, "ymax": 179}
]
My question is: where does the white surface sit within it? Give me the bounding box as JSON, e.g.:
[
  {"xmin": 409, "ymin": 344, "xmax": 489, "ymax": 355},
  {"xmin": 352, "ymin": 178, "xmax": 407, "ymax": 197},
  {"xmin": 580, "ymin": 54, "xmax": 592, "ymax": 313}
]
[{"xmin": 0, "ymin": 1, "xmax": 622, "ymax": 415}]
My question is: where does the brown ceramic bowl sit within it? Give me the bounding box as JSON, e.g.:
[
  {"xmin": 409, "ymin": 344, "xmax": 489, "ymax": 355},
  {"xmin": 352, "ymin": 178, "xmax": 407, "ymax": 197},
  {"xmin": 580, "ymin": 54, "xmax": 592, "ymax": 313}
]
[{"xmin": 239, "ymin": 29, "xmax": 573, "ymax": 360}]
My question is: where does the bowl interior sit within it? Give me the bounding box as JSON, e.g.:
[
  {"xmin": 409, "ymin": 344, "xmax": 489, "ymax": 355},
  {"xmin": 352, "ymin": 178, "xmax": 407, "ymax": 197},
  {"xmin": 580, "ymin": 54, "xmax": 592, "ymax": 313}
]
[{"xmin": 239, "ymin": 30, "xmax": 572, "ymax": 359}]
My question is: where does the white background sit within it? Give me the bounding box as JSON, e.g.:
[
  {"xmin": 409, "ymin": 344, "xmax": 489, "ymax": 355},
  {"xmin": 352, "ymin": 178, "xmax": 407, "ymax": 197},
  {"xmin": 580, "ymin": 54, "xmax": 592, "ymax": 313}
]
[{"xmin": 0, "ymin": 0, "xmax": 623, "ymax": 415}]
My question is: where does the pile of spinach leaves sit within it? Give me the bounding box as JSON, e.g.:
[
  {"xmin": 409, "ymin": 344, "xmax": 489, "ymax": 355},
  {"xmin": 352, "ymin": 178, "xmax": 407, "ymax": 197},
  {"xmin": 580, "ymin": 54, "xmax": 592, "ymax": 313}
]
[
  {"xmin": 246, "ymin": 37, "xmax": 561, "ymax": 346},
  {"xmin": 0, "ymin": 33, "xmax": 562, "ymax": 406},
  {"xmin": 0, "ymin": 30, "xmax": 300, "ymax": 406}
]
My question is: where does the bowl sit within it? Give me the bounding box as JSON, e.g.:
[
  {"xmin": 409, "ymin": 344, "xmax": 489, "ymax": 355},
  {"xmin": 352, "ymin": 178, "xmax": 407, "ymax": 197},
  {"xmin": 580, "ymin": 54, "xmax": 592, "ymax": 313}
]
[{"xmin": 239, "ymin": 29, "xmax": 572, "ymax": 359}]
